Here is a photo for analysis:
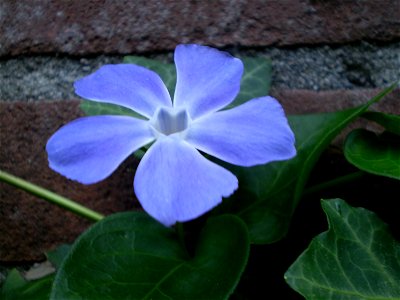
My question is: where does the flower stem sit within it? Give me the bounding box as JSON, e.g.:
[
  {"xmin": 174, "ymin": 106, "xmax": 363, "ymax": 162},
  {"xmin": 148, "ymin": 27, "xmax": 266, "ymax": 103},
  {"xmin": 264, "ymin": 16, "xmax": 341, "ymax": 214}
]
[
  {"xmin": 303, "ymin": 171, "xmax": 365, "ymax": 196},
  {"xmin": 0, "ymin": 170, "xmax": 104, "ymax": 222}
]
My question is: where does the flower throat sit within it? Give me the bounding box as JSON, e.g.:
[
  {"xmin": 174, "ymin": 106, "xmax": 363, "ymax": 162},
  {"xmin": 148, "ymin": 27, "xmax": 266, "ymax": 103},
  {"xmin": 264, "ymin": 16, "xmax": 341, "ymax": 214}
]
[{"xmin": 153, "ymin": 107, "xmax": 190, "ymax": 136}]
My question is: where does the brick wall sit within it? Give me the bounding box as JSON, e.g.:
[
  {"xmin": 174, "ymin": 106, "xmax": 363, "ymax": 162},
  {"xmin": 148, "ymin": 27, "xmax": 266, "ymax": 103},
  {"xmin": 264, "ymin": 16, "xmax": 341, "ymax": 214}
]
[
  {"xmin": 1, "ymin": 0, "xmax": 399, "ymax": 55},
  {"xmin": 1, "ymin": 0, "xmax": 399, "ymax": 262}
]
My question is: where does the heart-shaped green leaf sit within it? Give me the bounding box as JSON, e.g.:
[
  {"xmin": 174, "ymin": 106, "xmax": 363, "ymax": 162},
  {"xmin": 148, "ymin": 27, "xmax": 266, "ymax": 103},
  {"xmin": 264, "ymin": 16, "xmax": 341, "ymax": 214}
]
[
  {"xmin": 344, "ymin": 129, "xmax": 400, "ymax": 180},
  {"xmin": 219, "ymin": 83, "xmax": 398, "ymax": 244},
  {"xmin": 362, "ymin": 111, "xmax": 400, "ymax": 135},
  {"xmin": 285, "ymin": 199, "xmax": 400, "ymax": 299},
  {"xmin": 50, "ymin": 212, "xmax": 249, "ymax": 300}
]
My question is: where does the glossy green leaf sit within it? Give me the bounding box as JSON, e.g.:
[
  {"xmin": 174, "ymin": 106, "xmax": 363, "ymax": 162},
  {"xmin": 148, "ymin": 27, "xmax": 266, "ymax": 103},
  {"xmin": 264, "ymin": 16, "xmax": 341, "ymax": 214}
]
[
  {"xmin": 285, "ymin": 199, "xmax": 400, "ymax": 299},
  {"xmin": 0, "ymin": 269, "xmax": 54, "ymax": 300},
  {"xmin": 344, "ymin": 129, "xmax": 400, "ymax": 180},
  {"xmin": 362, "ymin": 111, "xmax": 400, "ymax": 135},
  {"xmin": 80, "ymin": 55, "xmax": 271, "ymax": 117},
  {"xmin": 219, "ymin": 83, "xmax": 398, "ymax": 244},
  {"xmin": 50, "ymin": 212, "xmax": 249, "ymax": 300}
]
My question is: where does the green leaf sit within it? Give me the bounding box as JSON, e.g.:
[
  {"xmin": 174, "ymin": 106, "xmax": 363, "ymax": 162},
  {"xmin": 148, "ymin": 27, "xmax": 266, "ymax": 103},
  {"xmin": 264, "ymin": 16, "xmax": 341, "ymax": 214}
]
[
  {"xmin": 220, "ymin": 83, "xmax": 398, "ymax": 244},
  {"xmin": 81, "ymin": 55, "xmax": 272, "ymax": 117},
  {"xmin": 0, "ymin": 269, "xmax": 54, "ymax": 300},
  {"xmin": 285, "ymin": 199, "xmax": 400, "ymax": 299},
  {"xmin": 50, "ymin": 212, "xmax": 249, "ymax": 300},
  {"xmin": 344, "ymin": 129, "xmax": 400, "ymax": 180},
  {"xmin": 362, "ymin": 111, "xmax": 400, "ymax": 135}
]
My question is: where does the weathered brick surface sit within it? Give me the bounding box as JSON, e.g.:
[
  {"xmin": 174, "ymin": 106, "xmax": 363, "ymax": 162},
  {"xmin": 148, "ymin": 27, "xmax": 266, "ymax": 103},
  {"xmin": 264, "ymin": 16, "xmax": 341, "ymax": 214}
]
[
  {"xmin": 0, "ymin": 101, "xmax": 142, "ymax": 262},
  {"xmin": 1, "ymin": 0, "xmax": 399, "ymax": 56},
  {"xmin": 1, "ymin": 88, "xmax": 398, "ymax": 262},
  {"xmin": 271, "ymin": 88, "xmax": 400, "ymax": 115}
]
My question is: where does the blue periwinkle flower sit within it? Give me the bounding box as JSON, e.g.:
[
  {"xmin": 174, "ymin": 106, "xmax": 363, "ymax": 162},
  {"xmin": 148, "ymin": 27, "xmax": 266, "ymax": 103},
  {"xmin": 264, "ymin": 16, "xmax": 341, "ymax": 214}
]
[{"xmin": 46, "ymin": 44, "xmax": 296, "ymax": 226}]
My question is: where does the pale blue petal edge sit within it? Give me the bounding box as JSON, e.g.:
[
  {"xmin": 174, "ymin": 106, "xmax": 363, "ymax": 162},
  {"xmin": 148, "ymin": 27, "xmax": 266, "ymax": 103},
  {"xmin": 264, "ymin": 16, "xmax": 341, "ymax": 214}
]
[
  {"xmin": 46, "ymin": 115, "xmax": 155, "ymax": 184},
  {"xmin": 134, "ymin": 136, "xmax": 238, "ymax": 226},
  {"xmin": 185, "ymin": 96, "xmax": 296, "ymax": 167},
  {"xmin": 173, "ymin": 44, "xmax": 243, "ymax": 120},
  {"xmin": 74, "ymin": 64, "xmax": 172, "ymax": 119}
]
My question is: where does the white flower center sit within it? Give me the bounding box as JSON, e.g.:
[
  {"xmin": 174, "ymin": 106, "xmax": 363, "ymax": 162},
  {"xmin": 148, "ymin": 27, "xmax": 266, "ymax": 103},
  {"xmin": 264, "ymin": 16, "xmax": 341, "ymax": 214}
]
[{"xmin": 151, "ymin": 107, "xmax": 191, "ymax": 136}]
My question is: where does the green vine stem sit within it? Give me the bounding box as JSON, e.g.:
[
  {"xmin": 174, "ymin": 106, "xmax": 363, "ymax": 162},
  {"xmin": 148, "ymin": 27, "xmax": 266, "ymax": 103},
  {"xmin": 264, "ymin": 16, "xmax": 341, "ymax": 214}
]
[{"xmin": 0, "ymin": 170, "xmax": 104, "ymax": 222}]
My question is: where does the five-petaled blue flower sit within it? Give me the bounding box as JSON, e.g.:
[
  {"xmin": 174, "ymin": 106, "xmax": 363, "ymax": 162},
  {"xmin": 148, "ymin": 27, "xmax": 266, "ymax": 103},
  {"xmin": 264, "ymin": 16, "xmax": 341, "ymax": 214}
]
[{"xmin": 46, "ymin": 44, "xmax": 296, "ymax": 226}]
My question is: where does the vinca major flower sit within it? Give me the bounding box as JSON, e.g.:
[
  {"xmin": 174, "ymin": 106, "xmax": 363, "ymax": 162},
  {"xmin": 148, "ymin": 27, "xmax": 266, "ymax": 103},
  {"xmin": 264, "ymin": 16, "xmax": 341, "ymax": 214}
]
[{"xmin": 46, "ymin": 44, "xmax": 296, "ymax": 226}]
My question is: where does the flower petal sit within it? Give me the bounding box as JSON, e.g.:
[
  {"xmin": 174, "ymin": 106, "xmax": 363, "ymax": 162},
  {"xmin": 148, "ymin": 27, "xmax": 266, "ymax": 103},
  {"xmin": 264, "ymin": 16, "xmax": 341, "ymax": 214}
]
[
  {"xmin": 185, "ymin": 96, "xmax": 296, "ymax": 166},
  {"xmin": 46, "ymin": 116, "xmax": 155, "ymax": 184},
  {"xmin": 173, "ymin": 44, "xmax": 243, "ymax": 119},
  {"xmin": 134, "ymin": 136, "xmax": 238, "ymax": 226},
  {"xmin": 74, "ymin": 64, "xmax": 172, "ymax": 119}
]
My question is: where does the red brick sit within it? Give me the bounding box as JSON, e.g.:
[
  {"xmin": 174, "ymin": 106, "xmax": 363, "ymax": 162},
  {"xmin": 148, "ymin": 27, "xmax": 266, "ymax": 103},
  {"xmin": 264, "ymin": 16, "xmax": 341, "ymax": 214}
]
[
  {"xmin": 0, "ymin": 101, "xmax": 142, "ymax": 262},
  {"xmin": 1, "ymin": 0, "xmax": 399, "ymax": 56},
  {"xmin": 271, "ymin": 88, "xmax": 400, "ymax": 115}
]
